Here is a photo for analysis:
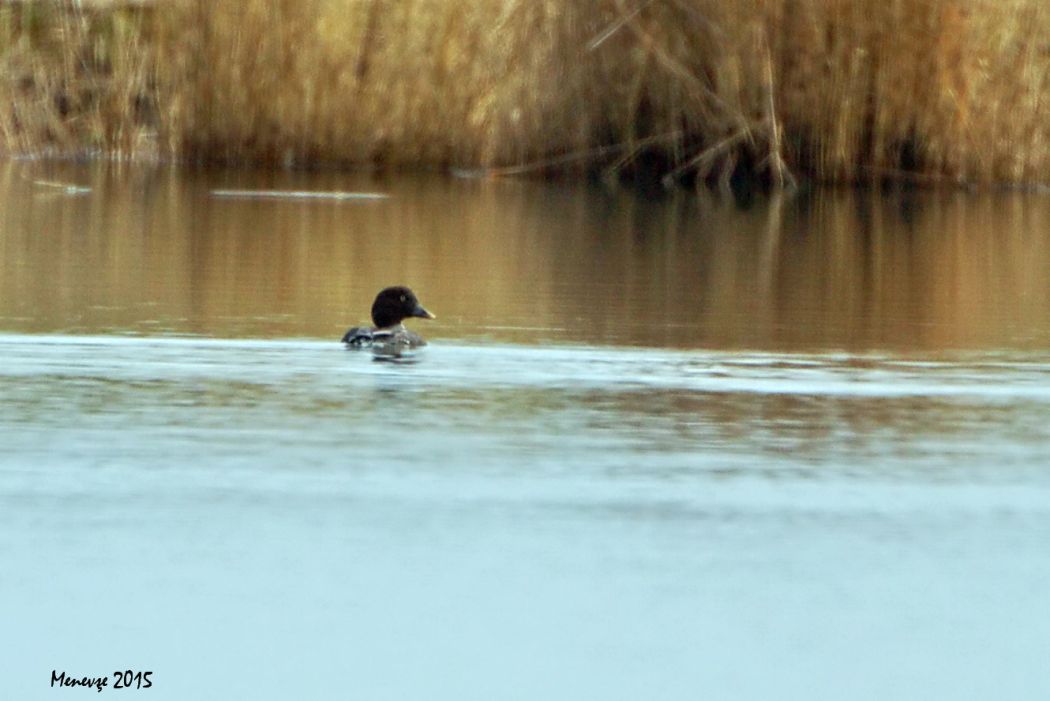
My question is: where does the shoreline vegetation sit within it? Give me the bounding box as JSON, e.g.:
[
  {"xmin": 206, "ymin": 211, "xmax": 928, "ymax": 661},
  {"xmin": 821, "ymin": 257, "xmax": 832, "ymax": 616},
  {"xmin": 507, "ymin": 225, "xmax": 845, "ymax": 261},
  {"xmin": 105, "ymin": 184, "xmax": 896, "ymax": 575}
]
[{"xmin": 2, "ymin": 1, "xmax": 1050, "ymax": 189}]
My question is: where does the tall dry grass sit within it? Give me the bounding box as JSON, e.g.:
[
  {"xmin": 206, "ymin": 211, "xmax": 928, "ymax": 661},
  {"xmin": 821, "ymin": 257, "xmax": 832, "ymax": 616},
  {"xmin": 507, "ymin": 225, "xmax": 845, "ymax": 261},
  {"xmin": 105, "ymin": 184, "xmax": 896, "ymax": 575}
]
[
  {"xmin": 3, "ymin": 0, "xmax": 1050, "ymax": 185},
  {"xmin": 0, "ymin": 0, "xmax": 157, "ymax": 158}
]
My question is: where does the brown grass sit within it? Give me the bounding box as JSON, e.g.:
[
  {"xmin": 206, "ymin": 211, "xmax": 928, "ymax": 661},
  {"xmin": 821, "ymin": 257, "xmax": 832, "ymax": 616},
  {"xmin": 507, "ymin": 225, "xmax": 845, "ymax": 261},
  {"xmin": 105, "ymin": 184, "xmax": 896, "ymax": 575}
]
[
  {"xmin": 0, "ymin": 0, "xmax": 157, "ymax": 158},
  {"xmin": 3, "ymin": 0, "xmax": 1050, "ymax": 186}
]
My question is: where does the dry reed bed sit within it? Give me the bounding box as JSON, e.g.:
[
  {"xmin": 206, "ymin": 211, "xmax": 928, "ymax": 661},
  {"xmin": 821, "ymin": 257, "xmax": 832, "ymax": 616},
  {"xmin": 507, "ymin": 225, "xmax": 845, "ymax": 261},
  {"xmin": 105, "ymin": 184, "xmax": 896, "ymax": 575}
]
[
  {"xmin": 0, "ymin": 0, "xmax": 157, "ymax": 158},
  {"xmin": 2, "ymin": 0, "xmax": 1050, "ymax": 185}
]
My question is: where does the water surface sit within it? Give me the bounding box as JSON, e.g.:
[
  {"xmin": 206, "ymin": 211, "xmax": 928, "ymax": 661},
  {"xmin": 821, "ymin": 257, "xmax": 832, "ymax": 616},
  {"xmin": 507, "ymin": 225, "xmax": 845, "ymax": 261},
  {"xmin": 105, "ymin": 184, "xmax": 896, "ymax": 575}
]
[{"xmin": 2, "ymin": 162, "xmax": 1050, "ymax": 700}]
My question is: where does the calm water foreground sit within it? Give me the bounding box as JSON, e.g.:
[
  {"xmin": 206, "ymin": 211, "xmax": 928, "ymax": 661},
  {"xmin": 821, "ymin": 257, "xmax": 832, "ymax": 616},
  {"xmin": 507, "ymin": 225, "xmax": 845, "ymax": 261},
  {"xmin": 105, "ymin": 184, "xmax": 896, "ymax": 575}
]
[{"xmin": 2, "ymin": 162, "xmax": 1050, "ymax": 700}]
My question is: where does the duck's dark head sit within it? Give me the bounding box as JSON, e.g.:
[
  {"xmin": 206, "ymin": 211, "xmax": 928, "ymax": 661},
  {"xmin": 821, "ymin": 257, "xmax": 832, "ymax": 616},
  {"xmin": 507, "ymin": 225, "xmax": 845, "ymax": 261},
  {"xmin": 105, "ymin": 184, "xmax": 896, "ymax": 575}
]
[{"xmin": 371, "ymin": 286, "xmax": 436, "ymax": 329}]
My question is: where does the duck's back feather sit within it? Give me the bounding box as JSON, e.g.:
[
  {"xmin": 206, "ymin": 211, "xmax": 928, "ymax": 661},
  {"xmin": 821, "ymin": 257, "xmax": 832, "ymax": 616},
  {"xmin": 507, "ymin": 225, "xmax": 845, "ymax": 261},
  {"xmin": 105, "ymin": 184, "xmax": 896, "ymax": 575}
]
[
  {"xmin": 341, "ymin": 324, "xmax": 426, "ymax": 348},
  {"xmin": 341, "ymin": 326, "xmax": 373, "ymax": 345}
]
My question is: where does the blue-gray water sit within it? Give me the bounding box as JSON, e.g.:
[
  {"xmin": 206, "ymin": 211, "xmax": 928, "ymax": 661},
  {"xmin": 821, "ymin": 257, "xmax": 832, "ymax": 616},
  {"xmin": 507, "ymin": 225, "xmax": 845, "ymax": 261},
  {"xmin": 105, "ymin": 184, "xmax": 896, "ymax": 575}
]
[{"xmin": 2, "ymin": 163, "xmax": 1050, "ymax": 699}]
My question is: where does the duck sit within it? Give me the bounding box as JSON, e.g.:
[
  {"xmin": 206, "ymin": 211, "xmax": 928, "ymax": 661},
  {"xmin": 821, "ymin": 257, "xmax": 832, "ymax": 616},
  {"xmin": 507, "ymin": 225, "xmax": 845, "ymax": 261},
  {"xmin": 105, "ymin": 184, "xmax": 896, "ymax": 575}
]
[{"xmin": 341, "ymin": 286, "xmax": 436, "ymax": 348}]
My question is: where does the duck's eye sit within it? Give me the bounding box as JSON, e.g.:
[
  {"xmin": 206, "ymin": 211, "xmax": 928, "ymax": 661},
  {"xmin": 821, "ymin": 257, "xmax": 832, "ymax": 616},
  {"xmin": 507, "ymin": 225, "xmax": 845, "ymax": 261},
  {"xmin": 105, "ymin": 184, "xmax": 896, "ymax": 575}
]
[{"xmin": 400, "ymin": 295, "xmax": 407, "ymax": 302}]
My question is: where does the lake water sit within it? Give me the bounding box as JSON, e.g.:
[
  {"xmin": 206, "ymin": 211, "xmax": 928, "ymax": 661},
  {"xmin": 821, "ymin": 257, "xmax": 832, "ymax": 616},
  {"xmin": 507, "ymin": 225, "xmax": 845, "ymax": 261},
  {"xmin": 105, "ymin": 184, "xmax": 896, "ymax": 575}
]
[{"xmin": 2, "ymin": 162, "xmax": 1050, "ymax": 700}]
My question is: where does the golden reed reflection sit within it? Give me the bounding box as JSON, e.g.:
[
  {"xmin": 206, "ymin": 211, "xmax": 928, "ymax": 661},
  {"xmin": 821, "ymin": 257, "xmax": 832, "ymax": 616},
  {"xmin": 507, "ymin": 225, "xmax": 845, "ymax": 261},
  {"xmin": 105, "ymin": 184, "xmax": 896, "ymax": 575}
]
[{"xmin": 3, "ymin": 161, "xmax": 1050, "ymax": 351}]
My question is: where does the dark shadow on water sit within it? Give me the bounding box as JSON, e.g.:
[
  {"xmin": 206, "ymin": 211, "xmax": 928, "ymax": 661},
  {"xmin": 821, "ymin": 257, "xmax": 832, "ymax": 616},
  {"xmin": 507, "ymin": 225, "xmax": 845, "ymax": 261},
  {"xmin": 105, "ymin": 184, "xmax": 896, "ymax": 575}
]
[{"xmin": 370, "ymin": 349, "xmax": 423, "ymax": 364}]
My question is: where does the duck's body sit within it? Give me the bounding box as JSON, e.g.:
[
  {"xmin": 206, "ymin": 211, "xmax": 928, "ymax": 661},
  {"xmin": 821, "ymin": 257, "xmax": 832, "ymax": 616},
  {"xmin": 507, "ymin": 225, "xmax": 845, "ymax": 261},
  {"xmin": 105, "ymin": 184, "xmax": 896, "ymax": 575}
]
[
  {"xmin": 342, "ymin": 286, "xmax": 435, "ymax": 349},
  {"xmin": 341, "ymin": 323, "xmax": 427, "ymax": 348}
]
